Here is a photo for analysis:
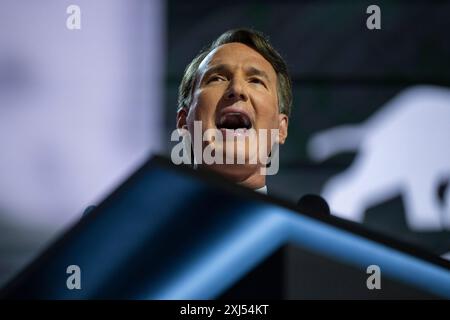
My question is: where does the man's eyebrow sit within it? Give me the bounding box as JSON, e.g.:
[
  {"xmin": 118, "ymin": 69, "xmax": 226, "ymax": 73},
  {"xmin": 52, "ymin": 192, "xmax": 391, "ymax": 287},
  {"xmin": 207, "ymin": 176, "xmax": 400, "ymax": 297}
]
[
  {"xmin": 245, "ymin": 66, "xmax": 271, "ymax": 82},
  {"xmin": 201, "ymin": 64, "xmax": 230, "ymax": 80},
  {"xmin": 200, "ymin": 64, "xmax": 272, "ymax": 82}
]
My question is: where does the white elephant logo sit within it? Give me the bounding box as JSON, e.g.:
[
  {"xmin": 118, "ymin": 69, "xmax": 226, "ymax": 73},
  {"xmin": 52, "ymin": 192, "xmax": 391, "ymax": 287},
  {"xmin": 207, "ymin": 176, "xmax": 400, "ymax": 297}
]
[{"xmin": 307, "ymin": 86, "xmax": 450, "ymax": 231}]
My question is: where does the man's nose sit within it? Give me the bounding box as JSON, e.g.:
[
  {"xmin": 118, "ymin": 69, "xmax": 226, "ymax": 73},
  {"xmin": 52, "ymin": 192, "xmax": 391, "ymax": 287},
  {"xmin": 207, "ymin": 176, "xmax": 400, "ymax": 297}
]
[{"xmin": 225, "ymin": 78, "xmax": 248, "ymax": 102}]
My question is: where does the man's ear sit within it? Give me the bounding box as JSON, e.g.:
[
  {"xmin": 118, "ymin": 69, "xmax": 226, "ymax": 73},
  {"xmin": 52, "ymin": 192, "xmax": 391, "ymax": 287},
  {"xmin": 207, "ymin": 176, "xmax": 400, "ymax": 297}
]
[
  {"xmin": 278, "ymin": 113, "xmax": 289, "ymax": 145},
  {"xmin": 176, "ymin": 108, "xmax": 188, "ymax": 129}
]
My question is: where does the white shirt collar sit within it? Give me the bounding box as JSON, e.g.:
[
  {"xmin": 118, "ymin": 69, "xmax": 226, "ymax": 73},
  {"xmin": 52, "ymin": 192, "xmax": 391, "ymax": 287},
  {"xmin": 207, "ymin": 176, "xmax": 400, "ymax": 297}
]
[{"xmin": 255, "ymin": 185, "xmax": 268, "ymax": 194}]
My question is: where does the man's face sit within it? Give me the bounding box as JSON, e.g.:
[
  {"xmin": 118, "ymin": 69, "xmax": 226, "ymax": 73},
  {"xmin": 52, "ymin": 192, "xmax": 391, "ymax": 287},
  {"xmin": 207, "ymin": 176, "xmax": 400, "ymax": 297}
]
[{"xmin": 177, "ymin": 42, "xmax": 288, "ymax": 185}]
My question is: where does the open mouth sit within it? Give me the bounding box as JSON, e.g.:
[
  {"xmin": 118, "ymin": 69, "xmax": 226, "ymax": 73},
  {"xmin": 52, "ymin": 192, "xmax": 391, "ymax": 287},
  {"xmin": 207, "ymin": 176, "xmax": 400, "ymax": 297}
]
[{"xmin": 216, "ymin": 112, "xmax": 252, "ymax": 130}]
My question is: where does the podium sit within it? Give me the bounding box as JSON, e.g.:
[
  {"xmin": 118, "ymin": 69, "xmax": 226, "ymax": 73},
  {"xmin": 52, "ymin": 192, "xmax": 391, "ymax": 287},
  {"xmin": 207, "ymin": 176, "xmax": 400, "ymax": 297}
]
[{"xmin": 1, "ymin": 156, "xmax": 449, "ymax": 299}]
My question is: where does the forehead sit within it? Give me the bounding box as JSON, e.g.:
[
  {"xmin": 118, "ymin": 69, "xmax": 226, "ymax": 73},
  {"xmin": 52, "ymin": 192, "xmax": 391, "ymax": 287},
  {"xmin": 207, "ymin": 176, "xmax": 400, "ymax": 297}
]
[{"xmin": 198, "ymin": 42, "xmax": 276, "ymax": 78}]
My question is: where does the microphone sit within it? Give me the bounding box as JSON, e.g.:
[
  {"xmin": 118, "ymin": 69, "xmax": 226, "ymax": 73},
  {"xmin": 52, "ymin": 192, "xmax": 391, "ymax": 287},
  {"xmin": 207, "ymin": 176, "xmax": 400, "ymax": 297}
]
[{"xmin": 297, "ymin": 194, "xmax": 330, "ymax": 216}]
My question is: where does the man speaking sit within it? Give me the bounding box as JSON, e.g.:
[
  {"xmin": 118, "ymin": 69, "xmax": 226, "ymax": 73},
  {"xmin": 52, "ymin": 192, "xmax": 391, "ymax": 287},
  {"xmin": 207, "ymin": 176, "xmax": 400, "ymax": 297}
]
[{"xmin": 174, "ymin": 29, "xmax": 293, "ymax": 193}]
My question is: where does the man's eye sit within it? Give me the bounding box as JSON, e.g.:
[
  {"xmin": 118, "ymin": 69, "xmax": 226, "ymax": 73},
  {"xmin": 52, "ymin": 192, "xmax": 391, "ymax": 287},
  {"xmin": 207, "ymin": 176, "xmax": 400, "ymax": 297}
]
[
  {"xmin": 208, "ymin": 76, "xmax": 225, "ymax": 83},
  {"xmin": 249, "ymin": 77, "xmax": 266, "ymax": 86}
]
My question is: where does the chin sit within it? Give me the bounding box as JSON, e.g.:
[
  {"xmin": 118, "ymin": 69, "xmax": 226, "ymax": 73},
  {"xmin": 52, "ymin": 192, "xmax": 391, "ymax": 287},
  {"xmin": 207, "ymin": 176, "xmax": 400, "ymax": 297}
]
[{"xmin": 202, "ymin": 161, "xmax": 260, "ymax": 183}]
